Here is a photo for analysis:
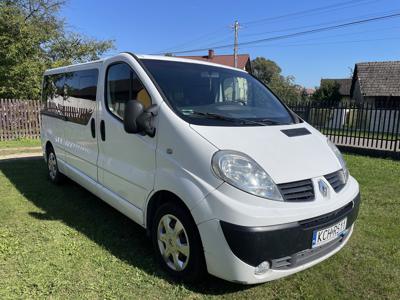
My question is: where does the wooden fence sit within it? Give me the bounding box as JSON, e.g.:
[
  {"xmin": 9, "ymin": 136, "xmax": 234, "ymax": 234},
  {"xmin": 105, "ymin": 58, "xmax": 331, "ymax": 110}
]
[{"xmin": 0, "ymin": 99, "xmax": 41, "ymax": 141}]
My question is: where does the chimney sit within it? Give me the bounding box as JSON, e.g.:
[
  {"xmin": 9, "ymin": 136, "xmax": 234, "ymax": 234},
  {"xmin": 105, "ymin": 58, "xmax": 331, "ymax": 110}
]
[{"xmin": 208, "ymin": 49, "xmax": 214, "ymax": 59}]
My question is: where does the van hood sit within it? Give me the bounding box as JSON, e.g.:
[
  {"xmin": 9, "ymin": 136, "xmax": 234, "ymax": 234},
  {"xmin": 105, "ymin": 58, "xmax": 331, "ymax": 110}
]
[{"xmin": 190, "ymin": 123, "xmax": 341, "ymax": 184}]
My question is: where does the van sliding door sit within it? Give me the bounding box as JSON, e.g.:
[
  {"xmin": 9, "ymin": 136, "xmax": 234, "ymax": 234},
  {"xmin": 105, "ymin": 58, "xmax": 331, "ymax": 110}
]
[{"xmin": 63, "ymin": 69, "xmax": 100, "ymax": 181}]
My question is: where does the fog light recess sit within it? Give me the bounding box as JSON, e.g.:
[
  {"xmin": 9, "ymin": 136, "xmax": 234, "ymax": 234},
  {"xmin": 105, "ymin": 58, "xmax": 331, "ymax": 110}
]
[{"xmin": 254, "ymin": 261, "xmax": 270, "ymax": 275}]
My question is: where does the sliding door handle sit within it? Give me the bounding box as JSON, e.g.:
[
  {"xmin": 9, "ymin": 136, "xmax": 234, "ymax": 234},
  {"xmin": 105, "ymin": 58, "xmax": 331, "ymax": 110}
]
[
  {"xmin": 100, "ymin": 120, "xmax": 106, "ymax": 141},
  {"xmin": 90, "ymin": 118, "xmax": 96, "ymax": 138}
]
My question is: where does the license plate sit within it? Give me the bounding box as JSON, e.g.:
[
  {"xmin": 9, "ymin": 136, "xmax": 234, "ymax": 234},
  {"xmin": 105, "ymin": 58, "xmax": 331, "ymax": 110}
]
[{"xmin": 312, "ymin": 218, "xmax": 347, "ymax": 248}]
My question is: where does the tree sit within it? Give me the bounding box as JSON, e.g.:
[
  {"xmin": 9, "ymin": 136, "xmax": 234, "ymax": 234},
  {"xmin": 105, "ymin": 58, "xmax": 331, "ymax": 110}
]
[
  {"xmin": 251, "ymin": 57, "xmax": 281, "ymax": 84},
  {"xmin": 251, "ymin": 57, "xmax": 302, "ymax": 103},
  {"xmin": 0, "ymin": 0, "xmax": 115, "ymax": 99},
  {"xmin": 312, "ymin": 80, "xmax": 341, "ymax": 104}
]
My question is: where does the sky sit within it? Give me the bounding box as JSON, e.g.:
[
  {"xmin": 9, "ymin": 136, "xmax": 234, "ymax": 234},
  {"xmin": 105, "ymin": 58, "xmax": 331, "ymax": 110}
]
[{"xmin": 60, "ymin": 0, "xmax": 400, "ymax": 88}]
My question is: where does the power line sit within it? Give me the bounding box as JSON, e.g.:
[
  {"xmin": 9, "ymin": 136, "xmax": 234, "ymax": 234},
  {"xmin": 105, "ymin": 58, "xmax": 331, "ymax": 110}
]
[
  {"xmin": 154, "ymin": 27, "xmax": 230, "ymax": 54},
  {"xmin": 241, "ymin": 0, "xmax": 379, "ymax": 26},
  {"xmin": 196, "ymin": 18, "xmax": 400, "ymax": 49},
  {"xmin": 241, "ymin": 36, "xmax": 400, "ymax": 49},
  {"xmin": 165, "ymin": 12, "xmax": 400, "ymax": 55},
  {"xmin": 153, "ymin": 0, "xmax": 383, "ymax": 54},
  {"xmin": 240, "ymin": 9, "xmax": 400, "ymax": 39}
]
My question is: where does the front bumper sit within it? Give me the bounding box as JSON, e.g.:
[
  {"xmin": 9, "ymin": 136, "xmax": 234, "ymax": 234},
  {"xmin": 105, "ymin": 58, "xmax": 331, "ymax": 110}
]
[
  {"xmin": 196, "ymin": 192, "xmax": 360, "ymax": 284},
  {"xmin": 220, "ymin": 193, "xmax": 360, "ymax": 268}
]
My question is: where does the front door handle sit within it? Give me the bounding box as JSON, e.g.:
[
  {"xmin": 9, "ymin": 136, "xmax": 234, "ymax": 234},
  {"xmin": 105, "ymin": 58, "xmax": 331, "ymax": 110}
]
[
  {"xmin": 90, "ymin": 118, "xmax": 96, "ymax": 138},
  {"xmin": 100, "ymin": 120, "xmax": 105, "ymax": 141}
]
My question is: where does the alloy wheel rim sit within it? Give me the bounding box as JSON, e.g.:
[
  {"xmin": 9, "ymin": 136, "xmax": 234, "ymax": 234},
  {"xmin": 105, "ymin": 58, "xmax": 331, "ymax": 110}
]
[
  {"xmin": 157, "ymin": 214, "xmax": 190, "ymax": 271},
  {"xmin": 48, "ymin": 153, "xmax": 57, "ymax": 180}
]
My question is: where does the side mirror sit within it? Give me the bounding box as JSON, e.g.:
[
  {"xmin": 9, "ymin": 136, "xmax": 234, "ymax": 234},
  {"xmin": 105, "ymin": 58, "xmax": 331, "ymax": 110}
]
[{"xmin": 123, "ymin": 100, "xmax": 157, "ymax": 137}]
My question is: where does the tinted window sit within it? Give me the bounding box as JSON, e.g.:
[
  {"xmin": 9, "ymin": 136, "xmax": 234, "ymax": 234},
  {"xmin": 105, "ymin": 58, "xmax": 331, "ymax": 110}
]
[
  {"xmin": 64, "ymin": 69, "xmax": 98, "ymax": 124},
  {"xmin": 79, "ymin": 70, "xmax": 98, "ymax": 101},
  {"xmin": 42, "ymin": 73, "xmax": 65, "ymax": 117},
  {"xmin": 141, "ymin": 59, "xmax": 295, "ymax": 126},
  {"xmin": 65, "ymin": 72, "xmax": 79, "ymax": 98},
  {"xmin": 106, "ymin": 62, "xmax": 151, "ymax": 119},
  {"xmin": 65, "ymin": 69, "xmax": 98, "ymax": 101},
  {"xmin": 42, "ymin": 69, "xmax": 98, "ymax": 124}
]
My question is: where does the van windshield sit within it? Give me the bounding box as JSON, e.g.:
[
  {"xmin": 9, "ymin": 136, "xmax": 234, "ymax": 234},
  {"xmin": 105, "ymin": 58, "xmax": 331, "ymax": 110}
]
[{"xmin": 141, "ymin": 59, "xmax": 296, "ymax": 126}]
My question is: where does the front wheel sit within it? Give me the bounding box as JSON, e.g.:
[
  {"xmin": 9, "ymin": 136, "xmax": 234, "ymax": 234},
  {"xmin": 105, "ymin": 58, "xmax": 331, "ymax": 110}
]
[
  {"xmin": 152, "ymin": 202, "xmax": 206, "ymax": 283},
  {"xmin": 47, "ymin": 147, "xmax": 64, "ymax": 184}
]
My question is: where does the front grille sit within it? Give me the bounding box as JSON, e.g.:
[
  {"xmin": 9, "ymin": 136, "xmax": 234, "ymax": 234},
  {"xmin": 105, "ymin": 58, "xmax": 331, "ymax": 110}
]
[
  {"xmin": 271, "ymin": 231, "xmax": 349, "ymax": 270},
  {"xmin": 278, "ymin": 179, "xmax": 315, "ymax": 202},
  {"xmin": 324, "ymin": 170, "xmax": 346, "ymax": 192}
]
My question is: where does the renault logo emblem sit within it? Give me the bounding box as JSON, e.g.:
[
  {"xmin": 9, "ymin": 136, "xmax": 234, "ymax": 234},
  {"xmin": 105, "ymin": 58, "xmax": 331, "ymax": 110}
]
[{"xmin": 318, "ymin": 180, "xmax": 329, "ymax": 198}]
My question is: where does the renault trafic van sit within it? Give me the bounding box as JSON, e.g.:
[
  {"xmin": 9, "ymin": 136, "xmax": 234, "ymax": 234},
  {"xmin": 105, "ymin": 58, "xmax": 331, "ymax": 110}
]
[{"xmin": 40, "ymin": 53, "xmax": 360, "ymax": 284}]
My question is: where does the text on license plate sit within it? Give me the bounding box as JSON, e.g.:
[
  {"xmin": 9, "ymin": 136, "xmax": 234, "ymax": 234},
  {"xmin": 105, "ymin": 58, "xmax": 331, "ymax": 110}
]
[{"xmin": 312, "ymin": 218, "xmax": 347, "ymax": 248}]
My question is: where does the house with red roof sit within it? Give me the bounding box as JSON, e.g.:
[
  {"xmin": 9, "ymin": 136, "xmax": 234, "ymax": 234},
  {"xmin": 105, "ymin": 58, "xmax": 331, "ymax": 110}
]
[{"xmin": 177, "ymin": 49, "xmax": 252, "ymax": 72}]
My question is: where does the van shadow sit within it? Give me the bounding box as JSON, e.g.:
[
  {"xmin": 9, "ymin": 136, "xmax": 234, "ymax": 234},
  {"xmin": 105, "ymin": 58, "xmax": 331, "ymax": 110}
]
[{"xmin": 0, "ymin": 158, "xmax": 249, "ymax": 295}]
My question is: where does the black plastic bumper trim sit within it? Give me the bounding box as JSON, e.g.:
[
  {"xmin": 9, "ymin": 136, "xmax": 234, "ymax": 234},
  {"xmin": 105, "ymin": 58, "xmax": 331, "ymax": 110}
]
[{"xmin": 220, "ymin": 193, "xmax": 360, "ymax": 267}]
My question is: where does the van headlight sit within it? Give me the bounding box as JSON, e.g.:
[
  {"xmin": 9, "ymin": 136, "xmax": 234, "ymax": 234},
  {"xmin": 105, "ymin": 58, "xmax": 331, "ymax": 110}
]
[
  {"xmin": 212, "ymin": 150, "xmax": 283, "ymax": 201},
  {"xmin": 327, "ymin": 139, "xmax": 349, "ymax": 183}
]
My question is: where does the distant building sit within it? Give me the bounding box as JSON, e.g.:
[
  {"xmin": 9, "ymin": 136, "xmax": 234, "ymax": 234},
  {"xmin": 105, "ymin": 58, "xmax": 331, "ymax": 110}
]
[
  {"xmin": 350, "ymin": 61, "xmax": 400, "ymax": 108},
  {"xmin": 304, "ymin": 88, "xmax": 315, "ymax": 97},
  {"xmin": 320, "ymin": 78, "xmax": 352, "ymax": 102},
  {"xmin": 177, "ymin": 49, "xmax": 252, "ymax": 72}
]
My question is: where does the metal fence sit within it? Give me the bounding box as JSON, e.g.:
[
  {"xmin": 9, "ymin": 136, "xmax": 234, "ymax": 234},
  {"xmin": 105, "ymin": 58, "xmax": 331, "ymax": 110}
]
[
  {"xmin": 288, "ymin": 101, "xmax": 400, "ymax": 156},
  {"xmin": 0, "ymin": 99, "xmax": 41, "ymax": 140},
  {"xmin": 1, "ymin": 99, "xmax": 399, "ymax": 157}
]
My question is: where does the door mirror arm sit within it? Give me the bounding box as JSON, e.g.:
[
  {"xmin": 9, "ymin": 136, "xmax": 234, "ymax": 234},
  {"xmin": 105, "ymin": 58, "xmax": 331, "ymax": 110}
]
[
  {"xmin": 123, "ymin": 100, "xmax": 158, "ymax": 137},
  {"xmin": 137, "ymin": 104, "xmax": 158, "ymax": 137}
]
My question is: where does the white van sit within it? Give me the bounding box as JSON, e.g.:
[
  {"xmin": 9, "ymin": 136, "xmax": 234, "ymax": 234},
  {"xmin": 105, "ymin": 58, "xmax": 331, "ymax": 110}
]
[{"xmin": 40, "ymin": 53, "xmax": 360, "ymax": 284}]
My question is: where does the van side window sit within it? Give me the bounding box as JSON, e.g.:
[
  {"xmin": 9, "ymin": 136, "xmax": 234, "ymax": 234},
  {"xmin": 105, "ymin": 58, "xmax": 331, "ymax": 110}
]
[
  {"xmin": 106, "ymin": 62, "xmax": 151, "ymax": 120},
  {"xmin": 42, "ymin": 73, "xmax": 65, "ymax": 117},
  {"xmin": 79, "ymin": 70, "xmax": 98, "ymax": 101},
  {"xmin": 64, "ymin": 69, "xmax": 99, "ymax": 125},
  {"xmin": 42, "ymin": 69, "xmax": 98, "ymax": 124},
  {"xmin": 42, "ymin": 74, "xmax": 64, "ymax": 102},
  {"xmin": 65, "ymin": 69, "xmax": 98, "ymax": 101},
  {"xmin": 65, "ymin": 72, "xmax": 79, "ymax": 98}
]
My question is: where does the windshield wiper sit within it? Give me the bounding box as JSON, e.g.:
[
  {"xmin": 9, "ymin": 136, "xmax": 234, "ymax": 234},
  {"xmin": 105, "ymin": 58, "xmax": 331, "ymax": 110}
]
[
  {"xmin": 188, "ymin": 111, "xmax": 267, "ymax": 126},
  {"xmin": 258, "ymin": 118, "xmax": 288, "ymax": 125}
]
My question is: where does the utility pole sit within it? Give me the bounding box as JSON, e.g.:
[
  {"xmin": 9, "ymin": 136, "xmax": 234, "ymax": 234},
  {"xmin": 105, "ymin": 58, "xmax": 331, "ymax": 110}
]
[{"xmin": 233, "ymin": 20, "xmax": 239, "ymax": 68}]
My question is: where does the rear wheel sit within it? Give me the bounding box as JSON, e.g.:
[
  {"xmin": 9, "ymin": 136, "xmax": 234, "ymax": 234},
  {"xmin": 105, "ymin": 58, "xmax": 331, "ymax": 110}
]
[
  {"xmin": 47, "ymin": 147, "xmax": 64, "ymax": 184},
  {"xmin": 152, "ymin": 202, "xmax": 206, "ymax": 283}
]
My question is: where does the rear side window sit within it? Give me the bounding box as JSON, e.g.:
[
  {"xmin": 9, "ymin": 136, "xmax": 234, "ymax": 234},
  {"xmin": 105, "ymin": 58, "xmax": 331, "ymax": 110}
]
[
  {"xmin": 65, "ymin": 72, "xmax": 79, "ymax": 98},
  {"xmin": 64, "ymin": 69, "xmax": 98, "ymax": 124},
  {"xmin": 42, "ymin": 73, "xmax": 64, "ymax": 103},
  {"xmin": 42, "ymin": 73, "xmax": 65, "ymax": 117},
  {"xmin": 65, "ymin": 69, "xmax": 98, "ymax": 101},
  {"xmin": 106, "ymin": 62, "xmax": 151, "ymax": 120},
  {"xmin": 79, "ymin": 70, "xmax": 98, "ymax": 101},
  {"xmin": 42, "ymin": 69, "xmax": 98, "ymax": 124}
]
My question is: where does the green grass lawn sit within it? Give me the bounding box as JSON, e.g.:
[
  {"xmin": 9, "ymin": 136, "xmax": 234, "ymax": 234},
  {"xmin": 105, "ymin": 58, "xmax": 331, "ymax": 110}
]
[
  {"xmin": 0, "ymin": 155, "xmax": 399, "ymax": 299},
  {"xmin": 0, "ymin": 138, "xmax": 41, "ymax": 149}
]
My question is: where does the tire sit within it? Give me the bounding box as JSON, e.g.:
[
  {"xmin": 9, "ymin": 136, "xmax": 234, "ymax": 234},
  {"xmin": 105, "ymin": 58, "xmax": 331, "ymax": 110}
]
[
  {"xmin": 152, "ymin": 202, "xmax": 206, "ymax": 283},
  {"xmin": 47, "ymin": 147, "xmax": 64, "ymax": 184}
]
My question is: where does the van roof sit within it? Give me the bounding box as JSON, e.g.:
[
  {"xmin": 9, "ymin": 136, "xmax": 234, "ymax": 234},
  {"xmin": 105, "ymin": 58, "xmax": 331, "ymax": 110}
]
[
  {"xmin": 44, "ymin": 52, "xmax": 248, "ymax": 75},
  {"xmin": 44, "ymin": 59, "xmax": 103, "ymax": 75},
  {"xmin": 136, "ymin": 54, "xmax": 248, "ymax": 72}
]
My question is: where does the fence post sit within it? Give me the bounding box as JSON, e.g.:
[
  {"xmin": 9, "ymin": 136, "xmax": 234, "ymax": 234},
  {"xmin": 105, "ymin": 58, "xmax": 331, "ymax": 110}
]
[{"xmin": 394, "ymin": 109, "xmax": 400, "ymax": 155}]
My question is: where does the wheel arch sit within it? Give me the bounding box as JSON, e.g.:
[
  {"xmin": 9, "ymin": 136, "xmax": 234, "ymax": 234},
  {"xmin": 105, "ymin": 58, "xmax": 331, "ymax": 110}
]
[
  {"xmin": 45, "ymin": 140, "xmax": 54, "ymax": 160},
  {"xmin": 145, "ymin": 190, "xmax": 193, "ymax": 236}
]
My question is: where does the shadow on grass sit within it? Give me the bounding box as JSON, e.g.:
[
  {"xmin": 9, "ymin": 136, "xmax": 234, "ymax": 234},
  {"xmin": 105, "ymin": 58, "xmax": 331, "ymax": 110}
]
[{"xmin": 0, "ymin": 158, "xmax": 250, "ymax": 295}]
